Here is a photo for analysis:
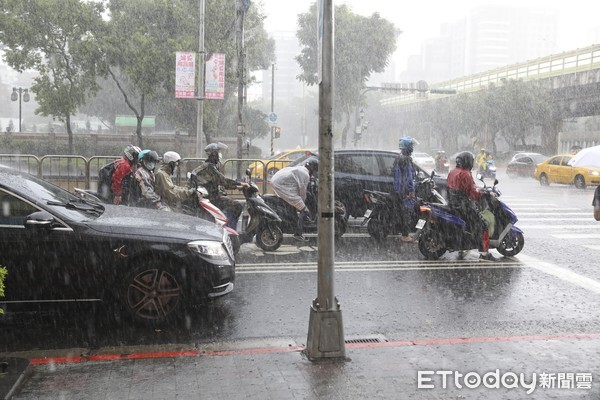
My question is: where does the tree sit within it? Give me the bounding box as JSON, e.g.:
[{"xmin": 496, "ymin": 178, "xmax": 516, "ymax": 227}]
[
  {"xmin": 101, "ymin": 0, "xmax": 197, "ymax": 148},
  {"xmin": 0, "ymin": 0, "xmax": 106, "ymax": 153},
  {"xmin": 296, "ymin": 4, "xmax": 398, "ymax": 147},
  {"xmin": 84, "ymin": 0, "xmax": 274, "ymax": 148}
]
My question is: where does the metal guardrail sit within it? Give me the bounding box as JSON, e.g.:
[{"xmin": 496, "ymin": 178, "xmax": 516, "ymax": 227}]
[{"xmin": 0, "ymin": 154, "xmax": 278, "ymax": 195}]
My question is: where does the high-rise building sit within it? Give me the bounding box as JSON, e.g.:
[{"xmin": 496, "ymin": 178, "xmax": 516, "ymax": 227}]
[
  {"xmin": 261, "ymin": 31, "xmax": 304, "ymax": 103},
  {"xmin": 401, "ymin": 5, "xmax": 559, "ymax": 83}
]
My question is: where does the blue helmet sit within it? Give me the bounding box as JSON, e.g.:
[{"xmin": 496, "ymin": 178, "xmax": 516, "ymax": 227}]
[{"xmin": 399, "ymin": 137, "xmax": 419, "ymax": 155}]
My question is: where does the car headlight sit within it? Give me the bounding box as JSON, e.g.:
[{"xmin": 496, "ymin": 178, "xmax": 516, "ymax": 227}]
[
  {"xmin": 588, "ymin": 171, "xmax": 600, "ymax": 176},
  {"xmin": 188, "ymin": 240, "xmax": 229, "ymax": 260}
]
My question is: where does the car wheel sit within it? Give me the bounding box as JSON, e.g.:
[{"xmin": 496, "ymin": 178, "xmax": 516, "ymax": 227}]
[
  {"xmin": 497, "ymin": 231, "xmax": 524, "ymax": 257},
  {"xmin": 417, "ymin": 228, "xmax": 446, "ymax": 260},
  {"xmin": 120, "ymin": 259, "xmax": 185, "ymax": 325},
  {"xmin": 574, "ymin": 174, "xmax": 586, "ymax": 189},
  {"xmin": 539, "ymin": 173, "xmax": 549, "ymax": 186},
  {"xmin": 255, "ymin": 223, "xmax": 283, "ymax": 251}
]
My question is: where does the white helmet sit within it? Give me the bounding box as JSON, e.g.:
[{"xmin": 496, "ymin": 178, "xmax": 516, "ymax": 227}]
[{"xmin": 163, "ymin": 151, "xmax": 181, "ymax": 164}]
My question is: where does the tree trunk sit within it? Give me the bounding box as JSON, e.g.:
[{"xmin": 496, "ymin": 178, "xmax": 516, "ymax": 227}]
[{"xmin": 66, "ymin": 114, "xmax": 73, "ymax": 154}]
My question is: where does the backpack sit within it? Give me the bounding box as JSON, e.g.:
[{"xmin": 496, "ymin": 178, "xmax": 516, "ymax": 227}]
[{"xmin": 97, "ymin": 161, "xmax": 116, "ymax": 202}]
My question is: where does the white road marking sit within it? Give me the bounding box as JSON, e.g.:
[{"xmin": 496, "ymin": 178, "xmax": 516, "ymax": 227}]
[
  {"xmin": 517, "ymin": 212, "xmax": 590, "ymax": 216},
  {"xmin": 510, "ymin": 207, "xmax": 583, "ymax": 211},
  {"xmin": 551, "ymin": 233, "xmax": 600, "ymax": 239},
  {"xmin": 520, "ymin": 225, "xmax": 600, "ymax": 230},
  {"xmin": 582, "ymin": 245, "xmax": 600, "ymax": 250},
  {"xmin": 237, "ymin": 260, "xmax": 522, "ymax": 273},
  {"xmin": 517, "ymin": 254, "xmax": 600, "ymax": 294},
  {"xmin": 517, "ymin": 217, "xmax": 592, "ymax": 221}
]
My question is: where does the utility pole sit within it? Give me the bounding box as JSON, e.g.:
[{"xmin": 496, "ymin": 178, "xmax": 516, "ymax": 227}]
[
  {"xmin": 270, "ymin": 63, "xmax": 275, "ymax": 156},
  {"xmin": 235, "ymin": 0, "xmax": 246, "ymax": 179},
  {"xmin": 306, "ymin": 0, "xmax": 345, "ymax": 361},
  {"xmin": 195, "ymin": 0, "xmax": 205, "ymax": 157}
]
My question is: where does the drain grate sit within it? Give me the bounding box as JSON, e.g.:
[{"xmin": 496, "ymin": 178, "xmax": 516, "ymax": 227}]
[{"xmin": 344, "ymin": 336, "xmax": 387, "ymax": 344}]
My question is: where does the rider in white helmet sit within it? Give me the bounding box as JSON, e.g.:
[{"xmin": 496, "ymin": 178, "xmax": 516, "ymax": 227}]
[{"xmin": 155, "ymin": 151, "xmax": 196, "ymax": 211}]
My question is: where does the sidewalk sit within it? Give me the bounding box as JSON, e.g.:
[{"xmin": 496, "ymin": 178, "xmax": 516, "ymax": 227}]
[{"xmin": 5, "ymin": 333, "xmax": 600, "ymax": 399}]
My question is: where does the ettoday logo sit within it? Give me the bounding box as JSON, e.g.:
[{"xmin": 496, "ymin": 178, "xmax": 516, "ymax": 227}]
[{"xmin": 418, "ymin": 370, "xmax": 593, "ymax": 393}]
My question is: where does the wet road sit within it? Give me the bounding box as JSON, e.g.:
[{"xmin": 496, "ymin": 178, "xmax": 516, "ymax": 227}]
[{"xmin": 1, "ymin": 171, "xmax": 599, "ymax": 357}]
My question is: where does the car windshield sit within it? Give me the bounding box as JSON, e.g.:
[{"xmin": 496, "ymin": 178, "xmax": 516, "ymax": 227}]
[{"xmin": 16, "ymin": 172, "xmax": 105, "ymax": 219}]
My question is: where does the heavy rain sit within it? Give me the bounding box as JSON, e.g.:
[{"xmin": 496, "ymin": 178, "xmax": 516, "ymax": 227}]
[{"xmin": 1, "ymin": 0, "xmax": 600, "ymax": 398}]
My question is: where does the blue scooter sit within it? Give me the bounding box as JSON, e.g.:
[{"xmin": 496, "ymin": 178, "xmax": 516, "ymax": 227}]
[{"xmin": 415, "ymin": 175, "xmax": 524, "ymax": 259}]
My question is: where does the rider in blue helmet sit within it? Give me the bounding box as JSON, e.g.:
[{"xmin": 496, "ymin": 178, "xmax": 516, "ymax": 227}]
[{"xmin": 394, "ymin": 136, "xmax": 419, "ymax": 243}]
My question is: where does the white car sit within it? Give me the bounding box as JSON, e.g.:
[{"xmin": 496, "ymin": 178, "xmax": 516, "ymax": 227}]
[{"xmin": 412, "ymin": 152, "xmax": 436, "ymax": 171}]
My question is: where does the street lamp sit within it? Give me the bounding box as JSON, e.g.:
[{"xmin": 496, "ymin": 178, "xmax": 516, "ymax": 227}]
[{"xmin": 11, "ymin": 87, "xmax": 30, "ymax": 132}]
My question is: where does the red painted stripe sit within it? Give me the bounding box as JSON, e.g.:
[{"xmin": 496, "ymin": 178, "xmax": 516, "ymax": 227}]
[{"xmin": 28, "ymin": 333, "xmax": 600, "ymax": 365}]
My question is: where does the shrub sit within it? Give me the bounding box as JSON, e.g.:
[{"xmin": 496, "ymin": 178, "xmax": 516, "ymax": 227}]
[{"xmin": 0, "ymin": 266, "xmax": 6, "ymax": 315}]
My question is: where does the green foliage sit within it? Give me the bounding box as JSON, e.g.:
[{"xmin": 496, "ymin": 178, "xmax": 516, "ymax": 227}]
[
  {"xmin": 0, "ymin": 266, "xmax": 6, "ymax": 314},
  {"xmin": 296, "ymin": 4, "xmax": 398, "ymax": 147},
  {"xmin": 0, "ymin": 0, "xmax": 107, "ymax": 154}
]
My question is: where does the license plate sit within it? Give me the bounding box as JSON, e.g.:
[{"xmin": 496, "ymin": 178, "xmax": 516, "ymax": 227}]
[
  {"xmin": 364, "ymin": 209, "xmax": 372, "ymax": 218},
  {"xmin": 415, "ymin": 219, "xmax": 426, "ymax": 230}
]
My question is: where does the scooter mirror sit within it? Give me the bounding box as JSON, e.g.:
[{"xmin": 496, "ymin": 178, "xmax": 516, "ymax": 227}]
[
  {"xmin": 186, "ymin": 172, "xmax": 192, "ymax": 179},
  {"xmin": 476, "ymin": 173, "xmax": 483, "ymax": 181},
  {"xmin": 245, "ymin": 168, "xmax": 251, "ymax": 177},
  {"xmin": 494, "ymin": 178, "xmax": 499, "ymax": 186}
]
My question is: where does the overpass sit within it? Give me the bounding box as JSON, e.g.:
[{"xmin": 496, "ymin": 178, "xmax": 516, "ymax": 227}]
[{"xmin": 382, "ymin": 44, "xmax": 600, "ymax": 117}]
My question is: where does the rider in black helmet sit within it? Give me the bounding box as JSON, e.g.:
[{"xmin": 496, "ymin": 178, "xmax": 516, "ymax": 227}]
[
  {"xmin": 447, "ymin": 151, "xmax": 498, "ymax": 261},
  {"xmin": 190, "ymin": 142, "xmax": 249, "ymax": 230}
]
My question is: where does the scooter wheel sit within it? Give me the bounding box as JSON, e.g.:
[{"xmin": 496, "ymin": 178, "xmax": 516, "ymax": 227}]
[
  {"xmin": 497, "ymin": 231, "xmax": 524, "ymax": 257},
  {"xmin": 255, "ymin": 224, "xmax": 284, "ymax": 252},
  {"xmin": 417, "ymin": 228, "xmax": 446, "ymax": 260},
  {"xmin": 367, "ymin": 218, "xmax": 388, "ymax": 241}
]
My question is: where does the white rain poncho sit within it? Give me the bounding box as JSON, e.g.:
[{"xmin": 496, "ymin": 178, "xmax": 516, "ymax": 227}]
[{"xmin": 270, "ymin": 165, "xmax": 310, "ymax": 211}]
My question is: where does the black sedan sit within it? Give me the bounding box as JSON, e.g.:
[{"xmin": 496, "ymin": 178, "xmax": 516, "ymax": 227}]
[
  {"xmin": 0, "ymin": 166, "xmax": 235, "ymax": 325},
  {"xmin": 288, "ymin": 149, "xmax": 448, "ymax": 218}
]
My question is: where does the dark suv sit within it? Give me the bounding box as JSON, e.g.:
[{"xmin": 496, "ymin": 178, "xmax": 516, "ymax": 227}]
[{"xmin": 290, "ymin": 149, "xmax": 448, "ymax": 218}]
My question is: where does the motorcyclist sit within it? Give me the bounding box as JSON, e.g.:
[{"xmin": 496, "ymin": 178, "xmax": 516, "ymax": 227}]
[
  {"xmin": 190, "ymin": 142, "xmax": 249, "ymax": 230},
  {"xmin": 393, "ymin": 136, "xmax": 418, "ymax": 243},
  {"xmin": 475, "ymin": 148, "xmax": 487, "ymax": 173},
  {"xmin": 270, "ymin": 157, "xmax": 319, "ymax": 242},
  {"xmin": 111, "ymin": 144, "xmax": 141, "ymax": 205},
  {"xmin": 132, "ymin": 149, "xmax": 170, "ymax": 210},
  {"xmin": 155, "ymin": 151, "xmax": 196, "ymax": 211},
  {"xmin": 447, "ymin": 151, "xmax": 498, "ymax": 261}
]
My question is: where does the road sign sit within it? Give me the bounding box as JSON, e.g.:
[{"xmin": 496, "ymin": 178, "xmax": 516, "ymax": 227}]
[{"xmin": 268, "ymin": 112, "xmax": 278, "ymax": 123}]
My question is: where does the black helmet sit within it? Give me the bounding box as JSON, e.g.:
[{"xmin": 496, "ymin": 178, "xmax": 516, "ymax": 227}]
[
  {"xmin": 455, "ymin": 151, "xmax": 475, "ymax": 170},
  {"xmin": 304, "ymin": 156, "xmax": 319, "ymax": 175},
  {"xmin": 204, "ymin": 142, "xmax": 228, "ymax": 157},
  {"xmin": 139, "ymin": 150, "xmax": 160, "ymax": 171}
]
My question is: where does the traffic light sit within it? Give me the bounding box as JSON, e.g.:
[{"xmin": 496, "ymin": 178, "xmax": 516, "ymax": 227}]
[{"xmin": 274, "ymin": 126, "xmax": 281, "ymax": 138}]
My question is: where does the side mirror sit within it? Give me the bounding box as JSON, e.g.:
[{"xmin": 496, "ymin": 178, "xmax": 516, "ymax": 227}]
[
  {"xmin": 186, "ymin": 172, "xmax": 192, "ymax": 179},
  {"xmin": 24, "ymin": 211, "xmax": 55, "ymax": 230},
  {"xmin": 417, "ymin": 171, "xmax": 427, "ymax": 180},
  {"xmin": 246, "ymin": 168, "xmax": 251, "ymax": 177},
  {"xmin": 430, "ymin": 170, "xmax": 435, "ymax": 179},
  {"xmin": 476, "ymin": 173, "xmax": 483, "ymax": 181},
  {"xmin": 494, "ymin": 178, "xmax": 499, "ymax": 186}
]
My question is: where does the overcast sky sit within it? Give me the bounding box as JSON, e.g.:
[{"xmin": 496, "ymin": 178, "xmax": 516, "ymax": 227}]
[{"xmin": 258, "ymin": 0, "xmax": 600, "ymax": 71}]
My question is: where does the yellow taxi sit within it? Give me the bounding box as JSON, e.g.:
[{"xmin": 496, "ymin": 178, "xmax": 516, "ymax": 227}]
[
  {"xmin": 249, "ymin": 148, "xmax": 316, "ymax": 181},
  {"xmin": 533, "ymin": 154, "xmax": 600, "ymax": 188}
]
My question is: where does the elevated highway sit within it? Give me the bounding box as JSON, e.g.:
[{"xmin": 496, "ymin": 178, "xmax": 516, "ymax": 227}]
[{"xmin": 383, "ymin": 44, "xmax": 600, "ymax": 118}]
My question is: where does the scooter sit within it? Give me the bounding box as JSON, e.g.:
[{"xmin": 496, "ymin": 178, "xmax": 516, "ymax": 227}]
[
  {"xmin": 185, "ymin": 172, "xmax": 240, "ymax": 253},
  {"xmin": 481, "ymin": 159, "xmax": 497, "ymax": 179},
  {"xmin": 362, "ymin": 172, "xmax": 445, "ymax": 241},
  {"xmin": 237, "ymin": 170, "xmax": 284, "ymax": 251},
  {"xmin": 262, "ymin": 177, "xmax": 348, "ymax": 239},
  {"xmin": 415, "ymin": 175, "xmax": 524, "ymax": 260}
]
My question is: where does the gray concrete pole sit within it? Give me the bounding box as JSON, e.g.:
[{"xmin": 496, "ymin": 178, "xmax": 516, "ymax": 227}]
[
  {"xmin": 270, "ymin": 63, "xmax": 275, "ymax": 156},
  {"xmin": 306, "ymin": 0, "xmax": 345, "ymax": 361},
  {"xmin": 195, "ymin": 0, "xmax": 205, "ymax": 157},
  {"xmin": 236, "ymin": 0, "xmax": 245, "ymax": 179}
]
